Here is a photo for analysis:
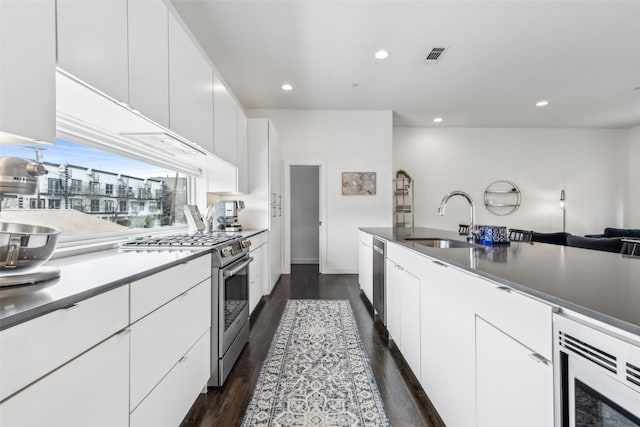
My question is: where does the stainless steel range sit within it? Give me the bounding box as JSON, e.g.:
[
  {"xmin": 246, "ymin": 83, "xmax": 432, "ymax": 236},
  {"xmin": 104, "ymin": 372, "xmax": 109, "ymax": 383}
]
[{"xmin": 123, "ymin": 231, "xmax": 252, "ymax": 387}]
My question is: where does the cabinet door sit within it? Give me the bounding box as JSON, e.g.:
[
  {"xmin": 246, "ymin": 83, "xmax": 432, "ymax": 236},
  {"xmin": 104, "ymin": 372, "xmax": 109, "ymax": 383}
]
[
  {"xmin": 268, "ymin": 122, "xmax": 283, "ymax": 287},
  {"xmin": 213, "ymin": 74, "xmax": 239, "ymax": 165},
  {"xmin": 385, "ymin": 253, "xmax": 421, "ymax": 378},
  {"xmin": 419, "ymin": 259, "xmax": 481, "ymax": 427},
  {"xmin": 168, "ymin": 13, "xmax": 214, "ymax": 153},
  {"xmin": 237, "ymin": 107, "xmax": 249, "ymax": 193},
  {"xmin": 128, "ymin": 0, "xmax": 169, "ymax": 127},
  {"xmin": 385, "ymin": 258, "xmax": 402, "ymax": 345},
  {"xmin": 0, "ymin": 0, "xmax": 56, "ymax": 144},
  {"xmin": 358, "ymin": 240, "xmax": 373, "ymax": 303},
  {"xmin": 57, "ymin": 0, "xmax": 128, "ymax": 103},
  {"xmin": 249, "ymin": 243, "xmax": 266, "ymax": 313},
  {"xmin": 0, "ymin": 331, "xmax": 129, "ymax": 427},
  {"xmin": 399, "ymin": 268, "xmax": 420, "ymax": 378},
  {"xmin": 130, "ymin": 331, "xmax": 210, "ymax": 427},
  {"xmin": 476, "ymin": 317, "xmax": 553, "ymax": 427}
]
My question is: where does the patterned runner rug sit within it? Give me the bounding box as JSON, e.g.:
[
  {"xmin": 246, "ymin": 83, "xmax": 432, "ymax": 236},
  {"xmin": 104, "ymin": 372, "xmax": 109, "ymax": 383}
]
[{"xmin": 242, "ymin": 299, "xmax": 391, "ymax": 427}]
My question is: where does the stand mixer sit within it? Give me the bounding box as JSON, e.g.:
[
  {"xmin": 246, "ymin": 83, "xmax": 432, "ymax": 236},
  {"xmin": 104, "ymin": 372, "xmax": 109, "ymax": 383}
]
[{"xmin": 0, "ymin": 156, "xmax": 61, "ymax": 286}]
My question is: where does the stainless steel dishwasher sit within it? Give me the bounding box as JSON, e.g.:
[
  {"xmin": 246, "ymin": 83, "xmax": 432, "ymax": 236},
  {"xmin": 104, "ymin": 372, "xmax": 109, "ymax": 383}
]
[{"xmin": 372, "ymin": 237, "xmax": 386, "ymax": 324}]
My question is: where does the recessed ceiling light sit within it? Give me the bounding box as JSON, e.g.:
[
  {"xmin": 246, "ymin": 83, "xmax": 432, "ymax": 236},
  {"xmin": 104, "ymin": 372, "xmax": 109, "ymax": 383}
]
[
  {"xmin": 433, "ymin": 117, "xmax": 443, "ymax": 123},
  {"xmin": 281, "ymin": 84, "xmax": 293, "ymax": 91},
  {"xmin": 374, "ymin": 50, "xmax": 389, "ymax": 60},
  {"xmin": 536, "ymin": 100, "xmax": 549, "ymax": 107}
]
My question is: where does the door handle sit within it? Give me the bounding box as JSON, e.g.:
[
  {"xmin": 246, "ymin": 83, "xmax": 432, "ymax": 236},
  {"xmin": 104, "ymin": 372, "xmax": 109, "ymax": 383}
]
[
  {"xmin": 528, "ymin": 353, "xmax": 549, "ymax": 365},
  {"xmin": 223, "ymin": 257, "xmax": 253, "ymax": 277}
]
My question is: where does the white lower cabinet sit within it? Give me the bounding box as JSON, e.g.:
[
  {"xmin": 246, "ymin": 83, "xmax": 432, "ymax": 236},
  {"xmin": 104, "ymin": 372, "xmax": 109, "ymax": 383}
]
[
  {"xmin": 130, "ymin": 254, "xmax": 210, "ymax": 322},
  {"xmin": 378, "ymin": 238, "xmax": 555, "ymax": 427},
  {"xmin": 130, "ymin": 331, "xmax": 210, "ymax": 427},
  {"xmin": 130, "ymin": 279, "xmax": 211, "ymax": 409},
  {"xmin": 419, "ymin": 257, "xmax": 481, "ymax": 427},
  {"xmin": 0, "ymin": 285, "xmax": 129, "ymax": 401},
  {"xmin": 476, "ymin": 316, "xmax": 553, "ymax": 427},
  {"xmin": 385, "ymin": 247, "xmax": 421, "ymax": 379},
  {"xmin": 249, "ymin": 239, "xmax": 267, "ymax": 313},
  {"xmin": 358, "ymin": 231, "xmax": 373, "ymax": 303},
  {"xmin": 385, "ymin": 258, "xmax": 402, "ymax": 344},
  {"xmin": 0, "ymin": 330, "xmax": 130, "ymax": 427}
]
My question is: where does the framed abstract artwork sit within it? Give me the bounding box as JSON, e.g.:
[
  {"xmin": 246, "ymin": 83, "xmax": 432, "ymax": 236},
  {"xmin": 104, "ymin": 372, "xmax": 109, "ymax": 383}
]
[{"xmin": 342, "ymin": 172, "xmax": 376, "ymax": 195}]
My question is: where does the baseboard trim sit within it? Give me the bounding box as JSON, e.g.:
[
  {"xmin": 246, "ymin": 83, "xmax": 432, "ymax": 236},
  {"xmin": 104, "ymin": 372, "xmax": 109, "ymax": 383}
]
[{"xmin": 291, "ymin": 258, "xmax": 319, "ymax": 264}]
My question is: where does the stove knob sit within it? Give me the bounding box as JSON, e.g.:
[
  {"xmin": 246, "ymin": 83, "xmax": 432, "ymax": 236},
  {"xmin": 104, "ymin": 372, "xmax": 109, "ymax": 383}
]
[
  {"xmin": 241, "ymin": 239, "xmax": 251, "ymax": 248},
  {"xmin": 221, "ymin": 246, "xmax": 234, "ymax": 257}
]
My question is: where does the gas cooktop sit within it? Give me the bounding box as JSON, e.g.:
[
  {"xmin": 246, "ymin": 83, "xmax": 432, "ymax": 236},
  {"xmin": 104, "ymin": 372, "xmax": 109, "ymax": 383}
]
[{"xmin": 122, "ymin": 232, "xmax": 242, "ymax": 248}]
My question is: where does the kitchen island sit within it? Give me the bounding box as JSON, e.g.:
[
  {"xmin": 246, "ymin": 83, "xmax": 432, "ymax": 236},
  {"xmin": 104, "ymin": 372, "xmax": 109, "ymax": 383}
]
[
  {"xmin": 361, "ymin": 227, "xmax": 640, "ymax": 336},
  {"xmin": 359, "ymin": 227, "xmax": 640, "ymax": 427}
]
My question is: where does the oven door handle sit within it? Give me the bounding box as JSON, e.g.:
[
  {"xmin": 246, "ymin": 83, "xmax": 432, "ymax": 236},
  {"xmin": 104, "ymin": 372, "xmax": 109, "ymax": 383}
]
[{"xmin": 223, "ymin": 257, "xmax": 253, "ymax": 277}]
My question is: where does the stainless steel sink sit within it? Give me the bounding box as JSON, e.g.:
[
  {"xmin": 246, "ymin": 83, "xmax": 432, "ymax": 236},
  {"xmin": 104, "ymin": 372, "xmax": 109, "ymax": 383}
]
[{"xmin": 405, "ymin": 238, "xmax": 482, "ymax": 249}]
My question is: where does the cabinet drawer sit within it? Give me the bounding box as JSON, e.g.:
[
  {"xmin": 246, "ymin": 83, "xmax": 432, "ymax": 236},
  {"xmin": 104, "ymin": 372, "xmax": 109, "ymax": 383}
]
[
  {"xmin": 386, "ymin": 241, "xmax": 425, "ymax": 273},
  {"xmin": 0, "ymin": 330, "xmax": 129, "ymax": 427},
  {"xmin": 0, "ymin": 285, "xmax": 128, "ymax": 401},
  {"xmin": 130, "ymin": 280, "xmax": 211, "ymax": 409},
  {"xmin": 249, "ymin": 231, "xmax": 268, "ymax": 248},
  {"xmin": 130, "ymin": 331, "xmax": 210, "ymax": 427},
  {"xmin": 476, "ymin": 282, "xmax": 553, "ymax": 360},
  {"xmin": 130, "ymin": 254, "xmax": 210, "ymax": 322}
]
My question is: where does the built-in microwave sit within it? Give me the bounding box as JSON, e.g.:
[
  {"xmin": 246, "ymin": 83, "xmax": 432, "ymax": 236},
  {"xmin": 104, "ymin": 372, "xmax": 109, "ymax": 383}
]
[{"xmin": 554, "ymin": 314, "xmax": 640, "ymax": 427}]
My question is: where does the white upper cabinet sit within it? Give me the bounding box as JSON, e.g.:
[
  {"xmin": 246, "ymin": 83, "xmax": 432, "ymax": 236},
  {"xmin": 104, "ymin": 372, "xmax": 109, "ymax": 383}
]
[
  {"xmin": 236, "ymin": 107, "xmax": 249, "ymax": 193},
  {"xmin": 213, "ymin": 74, "xmax": 239, "ymax": 165},
  {"xmin": 127, "ymin": 0, "xmax": 169, "ymax": 128},
  {"xmin": 0, "ymin": 0, "xmax": 56, "ymax": 144},
  {"xmin": 57, "ymin": 0, "xmax": 129, "ymax": 103},
  {"xmin": 168, "ymin": 13, "xmax": 214, "ymax": 153}
]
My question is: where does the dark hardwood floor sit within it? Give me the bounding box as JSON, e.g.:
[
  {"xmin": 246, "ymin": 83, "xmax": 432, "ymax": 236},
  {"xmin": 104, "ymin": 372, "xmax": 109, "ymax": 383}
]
[{"xmin": 180, "ymin": 264, "xmax": 440, "ymax": 427}]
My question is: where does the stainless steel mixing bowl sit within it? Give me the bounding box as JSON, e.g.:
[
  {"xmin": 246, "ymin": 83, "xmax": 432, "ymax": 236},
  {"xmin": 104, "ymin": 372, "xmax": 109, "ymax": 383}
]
[{"xmin": 0, "ymin": 222, "xmax": 60, "ymax": 270}]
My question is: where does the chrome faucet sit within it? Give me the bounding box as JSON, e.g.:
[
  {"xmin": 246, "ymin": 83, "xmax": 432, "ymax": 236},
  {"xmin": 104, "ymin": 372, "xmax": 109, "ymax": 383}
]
[{"xmin": 438, "ymin": 191, "xmax": 476, "ymax": 242}]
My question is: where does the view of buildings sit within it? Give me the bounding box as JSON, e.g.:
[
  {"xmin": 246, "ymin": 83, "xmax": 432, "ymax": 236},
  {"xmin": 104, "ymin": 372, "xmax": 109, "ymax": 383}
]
[
  {"xmin": 1, "ymin": 139, "xmax": 188, "ymax": 228},
  {"xmin": 2, "ymin": 161, "xmax": 186, "ymax": 228}
]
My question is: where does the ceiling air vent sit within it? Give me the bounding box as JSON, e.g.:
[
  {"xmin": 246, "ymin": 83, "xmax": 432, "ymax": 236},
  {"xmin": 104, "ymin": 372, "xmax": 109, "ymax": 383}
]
[{"xmin": 424, "ymin": 47, "xmax": 448, "ymax": 64}]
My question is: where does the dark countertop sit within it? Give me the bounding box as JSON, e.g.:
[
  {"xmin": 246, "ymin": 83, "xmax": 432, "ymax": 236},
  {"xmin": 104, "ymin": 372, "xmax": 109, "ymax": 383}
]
[
  {"xmin": 361, "ymin": 227, "xmax": 640, "ymax": 337},
  {"xmin": 0, "ymin": 248, "xmax": 210, "ymax": 331}
]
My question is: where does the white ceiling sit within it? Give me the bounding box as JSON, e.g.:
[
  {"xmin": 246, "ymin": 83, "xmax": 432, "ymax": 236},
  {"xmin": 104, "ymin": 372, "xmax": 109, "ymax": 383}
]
[{"xmin": 171, "ymin": 0, "xmax": 640, "ymax": 128}]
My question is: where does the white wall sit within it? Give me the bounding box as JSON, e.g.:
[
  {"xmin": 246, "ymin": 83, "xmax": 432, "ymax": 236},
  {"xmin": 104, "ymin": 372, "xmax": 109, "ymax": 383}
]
[
  {"xmin": 394, "ymin": 127, "xmax": 629, "ymax": 236},
  {"xmin": 248, "ymin": 109, "xmax": 393, "ymax": 274},
  {"xmin": 629, "ymin": 126, "xmax": 640, "ymax": 228},
  {"xmin": 290, "ymin": 165, "xmax": 319, "ymax": 263}
]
